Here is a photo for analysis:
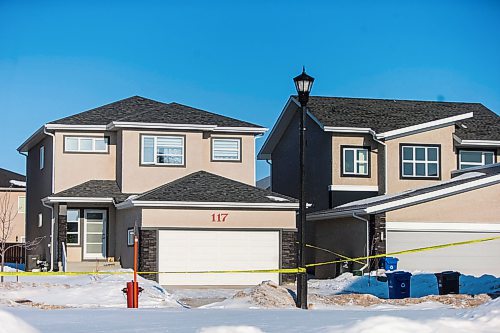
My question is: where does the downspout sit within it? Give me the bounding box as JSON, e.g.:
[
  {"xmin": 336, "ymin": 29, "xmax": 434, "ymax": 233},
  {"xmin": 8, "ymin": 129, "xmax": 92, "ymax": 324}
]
[
  {"xmin": 43, "ymin": 126, "xmax": 56, "ymax": 271},
  {"xmin": 370, "ymin": 131, "xmax": 387, "ymax": 195},
  {"xmin": 352, "ymin": 213, "xmax": 370, "ymax": 273}
]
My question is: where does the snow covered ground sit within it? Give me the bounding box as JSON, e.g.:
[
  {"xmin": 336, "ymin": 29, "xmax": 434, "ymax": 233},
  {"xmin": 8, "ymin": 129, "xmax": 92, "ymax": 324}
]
[{"xmin": 0, "ymin": 269, "xmax": 499, "ymax": 332}]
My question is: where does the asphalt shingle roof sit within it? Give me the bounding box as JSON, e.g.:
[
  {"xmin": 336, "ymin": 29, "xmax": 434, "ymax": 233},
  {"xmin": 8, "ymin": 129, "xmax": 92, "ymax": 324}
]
[
  {"xmin": 305, "ymin": 96, "xmax": 500, "ymax": 141},
  {"xmin": 51, "ymin": 180, "xmax": 132, "ymax": 203},
  {"xmin": 0, "ymin": 168, "xmax": 26, "ymax": 188},
  {"xmin": 49, "ymin": 96, "xmax": 262, "ymax": 128},
  {"xmin": 135, "ymin": 171, "xmax": 297, "ymax": 204},
  {"xmin": 309, "ymin": 164, "xmax": 500, "ymax": 216}
]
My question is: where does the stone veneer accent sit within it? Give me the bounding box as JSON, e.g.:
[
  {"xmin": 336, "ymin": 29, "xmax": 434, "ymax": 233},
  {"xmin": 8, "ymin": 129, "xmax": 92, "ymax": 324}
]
[
  {"xmin": 139, "ymin": 229, "xmax": 158, "ymax": 281},
  {"xmin": 370, "ymin": 213, "xmax": 387, "ymax": 270},
  {"xmin": 57, "ymin": 210, "xmax": 67, "ymax": 265},
  {"xmin": 281, "ymin": 230, "xmax": 297, "ymax": 284}
]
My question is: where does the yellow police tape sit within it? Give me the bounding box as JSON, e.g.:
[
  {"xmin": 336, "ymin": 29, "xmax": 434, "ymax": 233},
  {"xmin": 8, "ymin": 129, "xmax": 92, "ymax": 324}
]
[
  {"xmin": 1, "ymin": 235, "xmax": 499, "ymax": 276},
  {"xmin": 304, "ymin": 243, "xmax": 365, "ymax": 265}
]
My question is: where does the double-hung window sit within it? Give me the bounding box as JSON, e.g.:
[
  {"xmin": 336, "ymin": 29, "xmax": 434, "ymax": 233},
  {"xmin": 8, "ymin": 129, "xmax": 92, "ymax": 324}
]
[
  {"xmin": 342, "ymin": 146, "xmax": 369, "ymax": 176},
  {"xmin": 18, "ymin": 196, "xmax": 26, "ymax": 214},
  {"xmin": 459, "ymin": 150, "xmax": 495, "ymax": 169},
  {"xmin": 141, "ymin": 135, "xmax": 185, "ymax": 166},
  {"xmin": 212, "ymin": 138, "xmax": 241, "ymax": 161},
  {"xmin": 67, "ymin": 209, "xmax": 80, "ymax": 245},
  {"xmin": 401, "ymin": 145, "xmax": 440, "ymax": 178},
  {"xmin": 39, "ymin": 146, "xmax": 45, "ymax": 170},
  {"xmin": 64, "ymin": 136, "xmax": 109, "ymax": 153}
]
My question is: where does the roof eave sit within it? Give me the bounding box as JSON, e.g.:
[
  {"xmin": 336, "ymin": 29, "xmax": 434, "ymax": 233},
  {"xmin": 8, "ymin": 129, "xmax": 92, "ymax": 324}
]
[{"xmin": 116, "ymin": 200, "xmax": 299, "ymax": 210}]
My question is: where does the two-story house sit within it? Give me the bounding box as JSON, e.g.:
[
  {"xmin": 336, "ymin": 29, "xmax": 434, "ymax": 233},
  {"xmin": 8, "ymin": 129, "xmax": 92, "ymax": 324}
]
[
  {"xmin": 18, "ymin": 96, "xmax": 298, "ymax": 286},
  {"xmin": 259, "ymin": 96, "xmax": 500, "ymax": 277},
  {"xmin": 0, "ymin": 168, "xmax": 26, "ymax": 243}
]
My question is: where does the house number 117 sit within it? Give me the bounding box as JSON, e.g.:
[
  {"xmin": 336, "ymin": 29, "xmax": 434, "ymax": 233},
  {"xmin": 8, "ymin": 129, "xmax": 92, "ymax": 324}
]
[{"xmin": 211, "ymin": 213, "xmax": 228, "ymax": 222}]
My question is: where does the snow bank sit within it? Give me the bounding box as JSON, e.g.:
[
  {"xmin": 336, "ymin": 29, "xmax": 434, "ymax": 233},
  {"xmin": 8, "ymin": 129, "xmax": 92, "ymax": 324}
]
[
  {"xmin": 0, "ymin": 310, "xmax": 39, "ymax": 333},
  {"xmin": 0, "ymin": 270, "xmax": 181, "ymax": 308},
  {"xmin": 327, "ymin": 298, "xmax": 500, "ymax": 333},
  {"xmin": 198, "ymin": 326, "xmax": 264, "ymax": 333},
  {"xmin": 309, "ymin": 272, "xmax": 500, "ymax": 298},
  {"xmin": 203, "ymin": 281, "xmax": 296, "ymax": 309}
]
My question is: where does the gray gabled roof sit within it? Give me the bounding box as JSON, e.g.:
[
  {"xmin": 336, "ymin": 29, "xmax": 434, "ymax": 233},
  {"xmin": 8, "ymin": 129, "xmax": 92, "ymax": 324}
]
[
  {"xmin": 308, "ymin": 163, "xmax": 500, "ymax": 219},
  {"xmin": 49, "ymin": 96, "xmax": 262, "ymax": 128},
  {"xmin": 49, "ymin": 180, "xmax": 132, "ymax": 203},
  {"xmin": 134, "ymin": 171, "xmax": 297, "ymax": 204},
  {"xmin": 306, "ymin": 96, "xmax": 500, "ymax": 141},
  {"xmin": 0, "ymin": 168, "xmax": 26, "ymax": 188}
]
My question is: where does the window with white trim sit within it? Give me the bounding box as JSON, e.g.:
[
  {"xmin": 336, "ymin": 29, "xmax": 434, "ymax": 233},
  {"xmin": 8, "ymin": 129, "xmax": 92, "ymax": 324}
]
[
  {"xmin": 342, "ymin": 147, "xmax": 369, "ymax": 176},
  {"xmin": 18, "ymin": 196, "xmax": 26, "ymax": 213},
  {"xmin": 212, "ymin": 138, "xmax": 241, "ymax": 161},
  {"xmin": 64, "ymin": 137, "xmax": 109, "ymax": 153},
  {"xmin": 141, "ymin": 135, "xmax": 185, "ymax": 165},
  {"xmin": 401, "ymin": 145, "xmax": 440, "ymax": 178},
  {"xmin": 38, "ymin": 213, "xmax": 43, "ymax": 227},
  {"xmin": 459, "ymin": 150, "xmax": 495, "ymax": 169},
  {"xmin": 66, "ymin": 209, "xmax": 80, "ymax": 245},
  {"xmin": 39, "ymin": 146, "xmax": 45, "ymax": 170}
]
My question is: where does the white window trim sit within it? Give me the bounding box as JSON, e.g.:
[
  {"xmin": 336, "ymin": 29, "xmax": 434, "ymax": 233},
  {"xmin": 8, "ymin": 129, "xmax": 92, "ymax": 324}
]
[
  {"xmin": 38, "ymin": 213, "xmax": 43, "ymax": 227},
  {"xmin": 39, "ymin": 146, "xmax": 45, "ymax": 170},
  {"xmin": 401, "ymin": 145, "xmax": 440, "ymax": 178},
  {"xmin": 342, "ymin": 147, "xmax": 369, "ymax": 176},
  {"xmin": 64, "ymin": 136, "xmax": 109, "ymax": 153},
  {"xmin": 127, "ymin": 228, "xmax": 135, "ymax": 246},
  {"xmin": 67, "ymin": 209, "xmax": 80, "ymax": 246},
  {"xmin": 212, "ymin": 138, "xmax": 241, "ymax": 161},
  {"xmin": 17, "ymin": 196, "xmax": 26, "ymax": 213},
  {"xmin": 459, "ymin": 150, "xmax": 495, "ymax": 170},
  {"xmin": 141, "ymin": 135, "xmax": 185, "ymax": 166}
]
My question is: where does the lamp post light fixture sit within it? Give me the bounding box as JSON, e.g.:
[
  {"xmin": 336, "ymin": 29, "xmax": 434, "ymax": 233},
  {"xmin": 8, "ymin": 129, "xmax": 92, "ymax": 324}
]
[{"xmin": 293, "ymin": 67, "xmax": 314, "ymax": 309}]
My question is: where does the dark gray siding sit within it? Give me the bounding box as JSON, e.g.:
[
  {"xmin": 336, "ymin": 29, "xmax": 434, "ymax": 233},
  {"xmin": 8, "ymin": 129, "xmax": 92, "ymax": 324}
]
[{"xmin": 26, "ymin": 134, "xmax": 54, "ymax": 262}]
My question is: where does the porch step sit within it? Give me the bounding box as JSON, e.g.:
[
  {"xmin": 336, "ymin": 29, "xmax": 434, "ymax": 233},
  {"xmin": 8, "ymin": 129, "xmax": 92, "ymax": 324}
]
[{"xmin": 66, "ymin": 261, "xmax": 122, "ymax": 272}]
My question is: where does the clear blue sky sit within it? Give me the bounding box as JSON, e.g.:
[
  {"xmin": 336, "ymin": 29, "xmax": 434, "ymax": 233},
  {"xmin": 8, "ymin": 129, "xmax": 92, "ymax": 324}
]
[{"xmin": 1, "ymin": 0, "xmax": 499, "ymax": 180}]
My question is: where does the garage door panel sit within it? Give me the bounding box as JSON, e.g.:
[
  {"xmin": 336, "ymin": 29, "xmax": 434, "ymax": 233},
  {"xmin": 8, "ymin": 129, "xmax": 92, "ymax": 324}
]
[
  {"xmin": 158, "ymin": 230, "xmax": 280, "ymax": 285},
  {"xmin": 387, "ymin": 231, "xmax": 500, "ymax": 276}
]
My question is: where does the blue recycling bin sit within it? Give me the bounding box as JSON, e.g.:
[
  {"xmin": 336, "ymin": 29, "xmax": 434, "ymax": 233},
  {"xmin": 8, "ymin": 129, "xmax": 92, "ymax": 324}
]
[
  {"xmin": 379, "ymin": 257, "xmax": 399, "ymax": 271},
  {"xmin": 386, "ymin": 271, "xmax": 412, "ymax": 299}
]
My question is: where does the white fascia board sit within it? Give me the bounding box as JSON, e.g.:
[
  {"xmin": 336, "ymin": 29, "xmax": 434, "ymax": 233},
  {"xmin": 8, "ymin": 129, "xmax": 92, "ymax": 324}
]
[
  {"xmin": 328, "ymin": 185, "xmax": 379, "ymax": 192},
  {"xmin": 45, "ymin": 124, "xmax": 108, "ymax": 131},
  {"xmin": 108, "ymin": 122, "xmax": 216, "ymax": 131},
  {"xmin": 0, "ymin": 187, "xmax": 26, "ymax": 192},
  {"xmin": 323, "ymin": 127, "xmax": 375, "ymax": 135},
  {"xmin": 45, "ymin": 197, "xmax": 115, "ymax": 203},
  {"xmin": 453, "ymin": 134, "xmax": 500, "ymax": 147},
  {"xmin": 17, "ymin": 126, "xmax": 45, "ymax": 152},
  {"xmin": 212, "ymin": 127, "xmax": 268, "ymax": 134},
  {"xmin": 366, "ymin": 174, "xmax": 500, "ymax": 214},
  {"xmin": 386, "ymin": 222, "xmax": 500, "ymax": 233},
  {"xmin": 377, "ymin": 112, "xmax": 473, "ymax": 140},
  {"xmin": 257, "ymin": 97, "xmax": 301, "ymax": 160},
  {"xmin": 116, "ymin": 200, "xmax": 299, "ymax": 210}
]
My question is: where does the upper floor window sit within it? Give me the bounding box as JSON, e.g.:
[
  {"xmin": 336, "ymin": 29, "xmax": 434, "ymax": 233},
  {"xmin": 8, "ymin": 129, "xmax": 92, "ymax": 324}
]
[
  {"xmin": 67, "ymin": 209, "xmax": 80, "ymax": 245},
  {"xmin": 18, "ymin": 196, "xmax": 26, "ymax": 213},
  {"xmin": 401, "ymin": 144, "xmax": 440, "ymax": 179},
  {"xmin": 39, "ymin": 146, "xmax": 45, "ymax": 170},
  {"xmin": 459, "ymin": 150, "xmax": 495, "ymax": 169},
  {"xmin": 141, "ymin": 135, "xmax": 185, "ymax": 166},
  {"xmin": 342, "ymin": 146, "xmax": 369, "ymax": 177},
  {"xmin": 64, "ymin": 136, "xmax": 109, "ymax": 153},
  {"xmin": 212, "ymin": 138, "xmax": 241, "ymax": 161}
]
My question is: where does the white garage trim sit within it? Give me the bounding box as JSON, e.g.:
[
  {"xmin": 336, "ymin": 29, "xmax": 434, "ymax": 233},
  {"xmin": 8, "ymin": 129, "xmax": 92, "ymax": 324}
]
[
  {"xmin": 386, "ymin": 222, "xmax": 500, "ymax": 233},
  {"xmin": 157, "ymin": 229, "xmax": 280, "ymax": 286}
]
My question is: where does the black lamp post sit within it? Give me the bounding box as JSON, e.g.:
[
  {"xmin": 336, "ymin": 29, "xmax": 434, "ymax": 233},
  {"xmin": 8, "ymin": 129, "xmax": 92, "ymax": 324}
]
[{"xmin": 293, "ymin": 67, "xmax": 314, "ymax": 309}]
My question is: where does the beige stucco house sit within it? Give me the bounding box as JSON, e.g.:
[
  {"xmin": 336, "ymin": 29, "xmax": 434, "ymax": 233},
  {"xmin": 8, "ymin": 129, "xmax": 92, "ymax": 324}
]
[
  {"xmin": 18, "ymin": 96, "xmax": 298, "ymax": 285},
  {"xmin": 259, "ymin": 96, "xmax": 500, "ymax": 277},
  {"xmin": 0, "ymin": 168, "xmax": 26, "ymax": 244}
]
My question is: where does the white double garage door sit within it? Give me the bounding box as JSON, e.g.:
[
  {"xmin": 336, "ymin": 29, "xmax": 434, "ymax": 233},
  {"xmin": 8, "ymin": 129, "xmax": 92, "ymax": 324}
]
[
  {"xmin": 387, "ymin": 223, "xmax": 500, "ymax": 277},
  {"xmin": 158, "ymin": 230, "xmax": 280, "ymax": 286}
]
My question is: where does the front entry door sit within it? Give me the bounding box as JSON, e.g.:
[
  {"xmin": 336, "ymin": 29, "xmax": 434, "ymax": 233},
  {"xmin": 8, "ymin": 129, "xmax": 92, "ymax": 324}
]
[{"xmin": 84, "ymin": 209, "xmax": 107, "ymax": 260}]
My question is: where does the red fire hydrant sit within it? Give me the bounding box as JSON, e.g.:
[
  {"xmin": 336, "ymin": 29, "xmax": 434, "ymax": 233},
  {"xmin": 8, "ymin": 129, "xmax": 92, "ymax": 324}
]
[{"xmin": 122, "ymin": 281, "xmax": 143, "ymax": 308}]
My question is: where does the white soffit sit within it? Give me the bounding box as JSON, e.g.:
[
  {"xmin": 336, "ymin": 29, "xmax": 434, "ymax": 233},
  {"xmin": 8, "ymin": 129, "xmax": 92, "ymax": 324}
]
[
  {"xmin": 386, "ymin": 222, "xmax": 500, "ymax": 233},
  {"xmin": 328, "ymin": 185, "xmax": 379, "ymax": 192},
  {"xmin": 453, "ymin": 134, "xmax": 500, "ymax": 147}
]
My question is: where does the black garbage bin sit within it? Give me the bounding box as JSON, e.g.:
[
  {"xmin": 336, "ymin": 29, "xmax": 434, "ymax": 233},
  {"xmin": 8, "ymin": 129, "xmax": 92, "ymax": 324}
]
[{"xmin": 435, "ymin": 271, "xmax": 460, "ymax": 295}]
